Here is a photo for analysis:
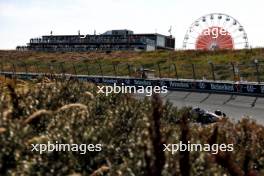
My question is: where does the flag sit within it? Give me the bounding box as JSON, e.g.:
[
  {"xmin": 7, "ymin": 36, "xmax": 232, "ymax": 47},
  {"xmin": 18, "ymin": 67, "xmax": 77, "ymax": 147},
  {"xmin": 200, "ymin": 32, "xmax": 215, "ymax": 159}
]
[{"xmin": 168, "ymin": 26, "xmax": 172, "ymax": 34}]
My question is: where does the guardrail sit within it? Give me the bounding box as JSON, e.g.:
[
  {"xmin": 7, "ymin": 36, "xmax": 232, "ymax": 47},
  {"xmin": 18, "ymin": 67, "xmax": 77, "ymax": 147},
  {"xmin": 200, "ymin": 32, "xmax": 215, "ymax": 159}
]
[{"xmin": 1, "ymin": 71, "xmax": 264, "ymax": 97}]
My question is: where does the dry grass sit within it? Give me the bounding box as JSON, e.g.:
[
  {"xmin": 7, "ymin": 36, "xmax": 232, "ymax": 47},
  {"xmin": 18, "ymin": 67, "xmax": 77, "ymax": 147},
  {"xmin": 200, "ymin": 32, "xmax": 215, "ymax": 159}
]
[
  {"xmin": 1, "ymin": 48, "xmax": 264, "ymax": 81},
  {"xmin": 0, "ymin": 79, "xmax": 264, "ymax": 175}
]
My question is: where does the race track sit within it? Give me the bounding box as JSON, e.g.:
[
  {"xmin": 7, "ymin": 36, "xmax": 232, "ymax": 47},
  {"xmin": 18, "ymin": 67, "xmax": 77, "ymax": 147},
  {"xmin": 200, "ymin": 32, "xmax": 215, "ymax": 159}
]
[
  {"xmin": 1, "ymin": 71, "xmax": 263, "ymax": 124},
  {"xmin": 136, "ymin": 91, "xmax": 264, "ymax": 124}
]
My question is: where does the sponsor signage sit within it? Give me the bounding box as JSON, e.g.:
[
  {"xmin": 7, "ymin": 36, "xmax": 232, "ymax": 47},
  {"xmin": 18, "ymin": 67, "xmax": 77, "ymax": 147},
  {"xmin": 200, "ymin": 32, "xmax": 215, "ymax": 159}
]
[{"xmin": 1, "ymin": 72, "xmax": 264, "ymax": 97}]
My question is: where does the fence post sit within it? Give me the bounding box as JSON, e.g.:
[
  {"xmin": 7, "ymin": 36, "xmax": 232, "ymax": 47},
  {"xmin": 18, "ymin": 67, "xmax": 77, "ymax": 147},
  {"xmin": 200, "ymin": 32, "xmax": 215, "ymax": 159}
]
[
  {"xmin": 24, "ymin": 62, "xmax": 28, "ymax": 74},
  {"xmin": 254, "ymin": 59, "xmax": 260, "ymax": 83},
  {"xmin": 59, "ymin": 63, "xmax": 65, "ymax": 79},
  {"xmin": 59, "ymin": 63, "xmax": 65, "ymax": 74},
  {"xmin": 0, "ymin": 62, "xmax": 3, "ymax": 73},
  {"xmin": 127, "ymin": 64, "xmax": 131, "ymax": 77},
  {"xmin": 172, "ymin": 63, "xmax": 178, "ymax": 79},
  {"xmin": 12, "ymin": 63, "xmax": 16, "ymax": 75},
  {"xmin": 157, "ymin": 63, "xmax": 161, "ymax": 78},
  {"xmin": 0, "ymin": 62, "xmax": 4, "ymax": 80},
  {"xmin": 141, "ymin": 65, "xmax": 147, "ymax": 79},
  {"xmin": 97, "ymin": 62, "xmax": 103, "ymax": 76},
  {"xmin": 168, "ymin": 64, "xmax": 172, "ymax": 77},
  {"xmin": 112, "ymin": 62, "xmax": 117, "ymax": 77},
  {"xmin": 34, "ymin": 63, "xmax": 43, "ymax": 79},
  {"xmin": 191, "ymin": 63, "xmax": 196, "ymax": 80},
  {"xmin": 72, "ymin": 63, "xmax": 77, "ymax": 76},
  {"xmin": 35, "ymin": 63, "xmax": 40, "ymax": 73},
  {"xmin": 1, "ymin": 62, "xmax": 6, "ymax": 80},
  {"xmin": 48, "ymin": 63, "xmax": 54, "ymax": 80},
  {"xmin": 85, "ymin": 63, "xmax": 90, "ymax": 75},
  {"xmin": 12, "ymin": 63, "xmax": 17, "ymax": 83},
  {"xmin": 231, "ymin": 62, "xmax": 236, "ymax": 82},
  {"xmin": 209, "ymin": 62, "xmax": 216, "ymax": 81},
  {"xmin": 72, "ymin": 63, "xmax": 78, "ymax": 81},
  {"xmin": 48, "ymin": 63, "xmax": 52, "ymax": 74}
]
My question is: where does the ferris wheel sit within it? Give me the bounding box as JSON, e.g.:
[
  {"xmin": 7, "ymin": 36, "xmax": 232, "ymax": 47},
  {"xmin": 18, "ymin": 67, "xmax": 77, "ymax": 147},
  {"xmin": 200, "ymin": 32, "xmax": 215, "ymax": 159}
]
[{"xmin": 183, "ymin": 13, "xmax": 249, "ymax": 50}]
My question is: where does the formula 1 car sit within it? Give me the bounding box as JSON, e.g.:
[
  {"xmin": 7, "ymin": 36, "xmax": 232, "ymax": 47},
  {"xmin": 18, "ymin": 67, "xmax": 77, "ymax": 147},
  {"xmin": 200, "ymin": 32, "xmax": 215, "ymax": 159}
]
[{"xmin": 191, "ymin": 107, "xmax": 226, "ymax": 124}]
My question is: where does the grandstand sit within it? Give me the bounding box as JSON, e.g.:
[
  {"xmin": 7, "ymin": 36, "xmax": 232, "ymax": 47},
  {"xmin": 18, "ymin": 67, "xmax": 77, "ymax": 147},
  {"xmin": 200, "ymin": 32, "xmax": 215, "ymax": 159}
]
[{"xmin": 17, "ymin": 29, "xmax": 175, "ymax": 52}]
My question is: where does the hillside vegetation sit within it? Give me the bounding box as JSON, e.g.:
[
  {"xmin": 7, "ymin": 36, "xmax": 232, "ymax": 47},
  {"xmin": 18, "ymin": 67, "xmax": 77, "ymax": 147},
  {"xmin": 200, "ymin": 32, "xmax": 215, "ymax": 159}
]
[{"xmin": 1, "ymin": 48, "xmax": 264, "ymax": 81}]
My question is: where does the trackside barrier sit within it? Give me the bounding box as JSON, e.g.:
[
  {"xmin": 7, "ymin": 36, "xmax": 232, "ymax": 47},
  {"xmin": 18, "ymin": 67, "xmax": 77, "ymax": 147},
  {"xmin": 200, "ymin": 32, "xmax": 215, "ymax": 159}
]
[{"xmin": 1, "ymin": 71, "xmax": 264, "ymax": 97}]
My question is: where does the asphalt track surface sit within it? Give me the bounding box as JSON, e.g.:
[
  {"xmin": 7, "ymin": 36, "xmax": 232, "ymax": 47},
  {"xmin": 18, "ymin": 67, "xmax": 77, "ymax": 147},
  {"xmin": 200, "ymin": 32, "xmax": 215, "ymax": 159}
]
[{"xmin": 135, "ymin": 91, "xmax": 264, "ymax": 124}]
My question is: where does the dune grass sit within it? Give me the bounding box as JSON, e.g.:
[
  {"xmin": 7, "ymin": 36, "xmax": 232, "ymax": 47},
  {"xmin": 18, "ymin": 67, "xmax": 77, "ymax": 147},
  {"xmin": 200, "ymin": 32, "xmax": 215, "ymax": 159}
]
[{"xmin": 1, "ymin": 48, "xmax": 264, "ymax": 81}]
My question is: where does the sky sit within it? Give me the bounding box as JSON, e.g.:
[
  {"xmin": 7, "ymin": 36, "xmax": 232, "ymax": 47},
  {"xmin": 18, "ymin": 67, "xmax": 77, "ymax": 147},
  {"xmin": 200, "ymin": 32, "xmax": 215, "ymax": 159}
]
[{"xmin": 0, "ymin": 0, "xmax": 264, "ymax": 49}]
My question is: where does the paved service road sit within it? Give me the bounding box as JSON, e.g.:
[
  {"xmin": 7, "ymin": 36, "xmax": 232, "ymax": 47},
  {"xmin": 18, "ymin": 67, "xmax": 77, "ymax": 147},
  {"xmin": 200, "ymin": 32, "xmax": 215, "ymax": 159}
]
[{"xmin": 136, "ymin": 91, "xmax": 264, "ymax": 124}]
